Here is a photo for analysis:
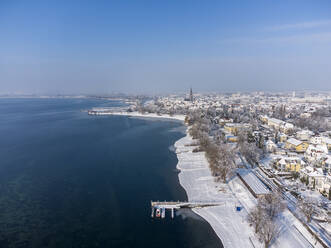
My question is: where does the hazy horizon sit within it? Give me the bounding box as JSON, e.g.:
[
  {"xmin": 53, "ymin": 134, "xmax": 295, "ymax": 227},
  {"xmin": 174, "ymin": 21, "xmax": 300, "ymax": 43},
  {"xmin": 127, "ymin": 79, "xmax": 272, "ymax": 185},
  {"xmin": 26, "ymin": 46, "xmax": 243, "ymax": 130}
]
[{"xmin": 1, "ymin": 1, "xmax": 331, "ymax": 94}]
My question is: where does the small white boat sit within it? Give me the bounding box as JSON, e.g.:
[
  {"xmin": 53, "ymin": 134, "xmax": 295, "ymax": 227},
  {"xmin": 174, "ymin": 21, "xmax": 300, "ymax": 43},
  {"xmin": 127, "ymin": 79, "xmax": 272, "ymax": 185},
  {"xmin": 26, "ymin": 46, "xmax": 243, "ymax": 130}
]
[{"xmin": 155, "ymin": 208, "xmax": 161, "ymax": 218}]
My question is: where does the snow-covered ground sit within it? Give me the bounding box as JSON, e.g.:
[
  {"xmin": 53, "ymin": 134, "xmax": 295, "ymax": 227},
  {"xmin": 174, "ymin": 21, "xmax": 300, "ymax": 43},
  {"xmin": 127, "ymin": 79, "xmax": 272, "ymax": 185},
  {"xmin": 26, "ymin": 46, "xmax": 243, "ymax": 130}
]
[
  {"xmin": 175, "ymin": 133, "xmax": 324, "ymax": 248},
  {"xmin": 175, "ymin": 134, "xmax": 260, "ymax": 247}
]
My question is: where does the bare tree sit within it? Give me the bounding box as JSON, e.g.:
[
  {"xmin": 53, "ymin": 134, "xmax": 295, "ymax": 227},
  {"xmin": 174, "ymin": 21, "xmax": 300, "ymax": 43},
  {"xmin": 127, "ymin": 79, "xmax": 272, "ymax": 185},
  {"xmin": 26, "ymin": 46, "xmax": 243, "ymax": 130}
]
[
  {"xmin": 214, "ymin": 144, "xmax": 236, "ymax": 182},
  {"xmin": 198, "ymin": 133, "xmax": 211, "ymax": 151},
  {"xmin": 237, "ymin": 130, "xmax": 247, "ymax": 145},
  {"xmin": 299, "ymin": 198, "xmax": 315, "ymax": 223},
  {"xmin": 248, "ymin": 192, "xmax": 284, "ymax": 247},
  {"xmin": 250, "ymin": 118, "xmax": 259, "ymax": 131},
  {"xmin": 214, "ymin": 130, "xmax": 226, "ymax": 145},
  {"xmin": 327, "ymin": 211, "xmax": 331, "ymax": 223},
  {"xmin": 259, "ymin": 193, "xmax": 285, "ymax": 220},
  {"xmin": 205, "ymin": 143, "xmax": 220, "ymax": 165},
  {"xmin": 248, "ymin": 205, "xmax": 266, "ymax": 233},
  {"xmin": 203, "ymin": 141, "xmax": 236, "ymax": 183},
  {"xmin": 258, "ymin": 219, "xmax": 281, "ymax": 248},
  {"xmin": 239, "ymin": 141, "xmax": 262, "ymax": 166},
  {"xmin": 189, "ymin": 125, "xmax": 200, "ymax": 139}
]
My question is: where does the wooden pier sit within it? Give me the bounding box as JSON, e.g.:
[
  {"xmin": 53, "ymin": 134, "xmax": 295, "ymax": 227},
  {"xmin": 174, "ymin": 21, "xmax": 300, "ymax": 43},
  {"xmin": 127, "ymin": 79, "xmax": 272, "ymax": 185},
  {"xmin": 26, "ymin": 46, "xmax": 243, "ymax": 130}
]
[{"xmin": 150, "ymin": 201, "xmax": 223, "ymax": 219}]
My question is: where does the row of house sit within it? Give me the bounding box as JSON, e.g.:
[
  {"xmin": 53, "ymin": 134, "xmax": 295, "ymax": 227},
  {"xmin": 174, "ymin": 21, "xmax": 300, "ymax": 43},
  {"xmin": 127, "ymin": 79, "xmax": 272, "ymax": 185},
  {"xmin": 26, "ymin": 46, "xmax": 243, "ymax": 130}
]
[
  {"xmin": 259, "ymin": 115, "xmax": 331, "ymax": 195},
  {"xmin": 224, "ymin": 123, "xmax": 251, "ymax": 135},
  {"xmin": 270, "ymin": 151, "xmax": 331, "ymax": 194},
  {"xmin": 272, "ymin": 156, "xmax": 304, "ymax": 172},
  {"xmin": 222, "ymin": 123, "xmax": 252, "ymax": 142},
  {"xmin": 285, "ymin": 138, "xmax": 309, "ymax": 153},
  {"xmin": 260, "ymin": 116, "xmax": 294, "ymax": 134}
]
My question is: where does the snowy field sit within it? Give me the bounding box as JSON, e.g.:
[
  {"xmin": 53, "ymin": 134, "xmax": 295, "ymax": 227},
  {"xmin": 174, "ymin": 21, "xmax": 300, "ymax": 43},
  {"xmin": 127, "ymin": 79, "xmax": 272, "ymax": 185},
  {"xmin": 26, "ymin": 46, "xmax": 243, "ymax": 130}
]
[{"xmin": 175, "ymin": 133, "xmax": 324, "ymax": 248}]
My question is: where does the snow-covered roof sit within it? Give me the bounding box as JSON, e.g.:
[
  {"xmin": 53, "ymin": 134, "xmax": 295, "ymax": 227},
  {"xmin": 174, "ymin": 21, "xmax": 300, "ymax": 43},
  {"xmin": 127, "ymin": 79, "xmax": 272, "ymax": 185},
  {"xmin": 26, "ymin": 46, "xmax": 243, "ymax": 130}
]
[
  {"xmin": 284, "ymin": 122, "xmax": 294, "ymax": 129},
  {"xmin": 306, "ymin": 144, "xmax": 328, "ymax": 154},
  {"xmin": 277, "ymin": 157, "xmax": 302, "ymax": 164},
  {"xmin": 237, "ymin": 169, "xmax": 270, "ymax": 195},
  {"xmin": 268, "ymin": 118, "xmax": 284, "ymax": 125},
  {"xmin": 286, "ymin": 137, "xmax": 302, "ymax": 146},
  {"xmin": 297, "ymin": 129, "xmax": 314, "ymax": 136},
  {"xmin": 302, "ymin": 166, "xmax": 325, "ymax": 178},
  {"xmin": 323, "ymin": 136, "xmax": 331, "ymax": 145},
  {"xmin": 266, "ymin": 140, "xmax": 275, "ymax": 145},
  {"xmin": 305, "ymin": 165, "xmax": 314, "ymax": 173}
]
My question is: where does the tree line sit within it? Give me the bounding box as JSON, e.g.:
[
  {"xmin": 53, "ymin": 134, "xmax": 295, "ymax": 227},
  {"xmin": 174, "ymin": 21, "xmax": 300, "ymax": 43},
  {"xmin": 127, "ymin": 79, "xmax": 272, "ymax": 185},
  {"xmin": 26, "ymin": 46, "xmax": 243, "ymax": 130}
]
[{"xmin": 186, "ymin": 112, "xmax": 236, "ymax": 183}]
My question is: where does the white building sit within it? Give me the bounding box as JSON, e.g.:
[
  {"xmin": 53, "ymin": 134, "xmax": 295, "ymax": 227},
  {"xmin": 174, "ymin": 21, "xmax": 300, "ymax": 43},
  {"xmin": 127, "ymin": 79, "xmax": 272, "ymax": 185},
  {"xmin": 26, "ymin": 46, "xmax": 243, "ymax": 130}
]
[
  {"xmin": 301, "ymin": 166, "xmax": 327, "ymax": 192},
  {"xmin": 304, "ymin": 144, "xmax": 328, "ymax": 163},
  {"xmin": 296, "ymin": 130, "xmax": 314, "ymax": 141},
  {"xmin": 265, "ymin": 140, "xmax": 277, "ymax": 153}
]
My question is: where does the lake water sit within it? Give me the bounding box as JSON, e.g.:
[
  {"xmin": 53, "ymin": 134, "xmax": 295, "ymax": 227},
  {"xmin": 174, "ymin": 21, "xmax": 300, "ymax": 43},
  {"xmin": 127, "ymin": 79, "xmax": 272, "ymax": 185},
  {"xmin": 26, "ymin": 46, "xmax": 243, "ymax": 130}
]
[{"xmin": 0, "ymin": 98, "xmax": 222, "ymax": 248}]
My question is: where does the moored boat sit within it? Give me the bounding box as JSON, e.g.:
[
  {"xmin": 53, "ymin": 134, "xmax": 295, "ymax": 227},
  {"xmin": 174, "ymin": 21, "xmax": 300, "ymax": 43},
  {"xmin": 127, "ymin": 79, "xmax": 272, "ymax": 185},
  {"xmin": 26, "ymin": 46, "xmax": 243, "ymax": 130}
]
[{"xmin": 155, "ymin": 208, "xmax": 161, "ymax": 218}]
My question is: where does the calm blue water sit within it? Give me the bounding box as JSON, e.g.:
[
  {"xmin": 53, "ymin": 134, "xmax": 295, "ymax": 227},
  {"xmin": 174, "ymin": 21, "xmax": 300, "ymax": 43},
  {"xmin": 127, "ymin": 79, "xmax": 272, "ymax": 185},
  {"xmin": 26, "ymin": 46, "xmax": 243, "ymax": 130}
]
[{"xmin": 0, "ymin": 98, "xmax": 222, "ymax": 248}]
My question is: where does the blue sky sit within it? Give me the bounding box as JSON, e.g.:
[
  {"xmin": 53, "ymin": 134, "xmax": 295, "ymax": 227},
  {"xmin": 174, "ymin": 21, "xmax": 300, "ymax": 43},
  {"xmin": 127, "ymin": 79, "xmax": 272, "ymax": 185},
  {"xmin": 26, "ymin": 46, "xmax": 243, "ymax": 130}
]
[{"xmin": 1, "ymin": 0, "xmax": 331, "ymax": 94}]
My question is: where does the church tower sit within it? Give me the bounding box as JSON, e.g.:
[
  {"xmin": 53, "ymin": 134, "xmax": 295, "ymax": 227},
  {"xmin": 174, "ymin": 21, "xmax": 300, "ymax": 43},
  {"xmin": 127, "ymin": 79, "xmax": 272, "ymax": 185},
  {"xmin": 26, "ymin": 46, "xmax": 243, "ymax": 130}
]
[{"xmin": 190, "ymin": 87, "xmax": 193, "ymax": 102}]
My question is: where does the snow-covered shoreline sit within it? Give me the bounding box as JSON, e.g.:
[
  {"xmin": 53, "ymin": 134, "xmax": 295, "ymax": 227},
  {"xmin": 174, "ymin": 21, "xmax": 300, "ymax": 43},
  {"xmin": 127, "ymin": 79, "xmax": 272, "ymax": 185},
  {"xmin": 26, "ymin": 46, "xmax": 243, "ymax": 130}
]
[
  {"xmin": 175, "ymin": 132, "xmax": 260, "ymax": 248},
  {"xmin": 89, "ymin": 111, "xmax": 186, "ymax": 122}
]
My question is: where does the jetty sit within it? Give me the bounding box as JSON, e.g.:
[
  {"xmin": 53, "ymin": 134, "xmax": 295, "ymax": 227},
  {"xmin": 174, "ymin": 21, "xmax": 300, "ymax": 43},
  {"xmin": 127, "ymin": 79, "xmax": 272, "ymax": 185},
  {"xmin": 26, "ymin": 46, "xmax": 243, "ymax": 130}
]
[{"xmin": 150, "ymin": 201, "xmax": 223, "ymax": 219}]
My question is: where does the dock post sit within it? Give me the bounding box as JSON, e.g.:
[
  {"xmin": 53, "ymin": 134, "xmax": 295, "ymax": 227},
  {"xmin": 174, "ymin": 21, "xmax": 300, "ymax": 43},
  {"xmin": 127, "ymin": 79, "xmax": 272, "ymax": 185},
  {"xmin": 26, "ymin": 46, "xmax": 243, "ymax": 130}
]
[
  {"xmin": 171, "ymin": 208, "xmax": 174, "ymax": 219},
  {"xmin": 161, "ymin": 207, "xmax": 165, "ymax": 218}
]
